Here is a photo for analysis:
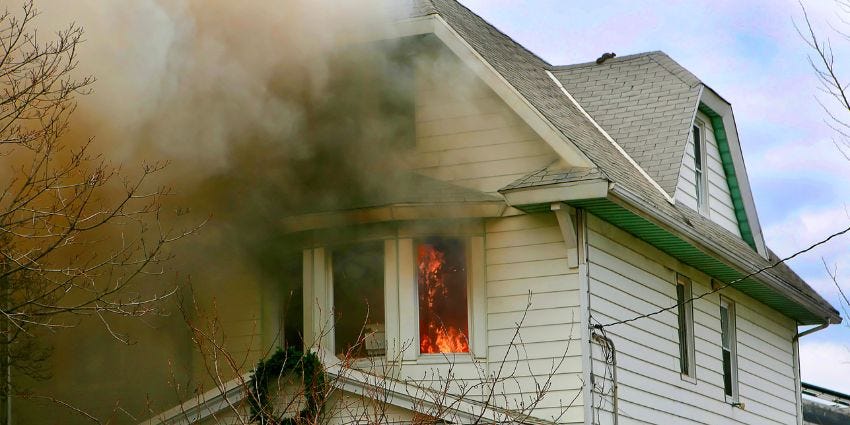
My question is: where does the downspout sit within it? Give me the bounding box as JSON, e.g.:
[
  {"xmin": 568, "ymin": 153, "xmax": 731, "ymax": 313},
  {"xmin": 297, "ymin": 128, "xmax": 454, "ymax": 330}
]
[
  {"xmin": 791, "ymin": 322, "xmax": 830, "ymax": 425},
  {"xmin": 792, "ymin": 323, "xmax": 829, "ymax": 342}
]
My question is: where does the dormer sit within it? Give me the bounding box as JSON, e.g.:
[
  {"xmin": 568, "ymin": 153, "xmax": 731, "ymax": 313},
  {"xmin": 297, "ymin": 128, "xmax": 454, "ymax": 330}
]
[
  {"xmin": 551, "ymin": 51, "xmax": 768, "ymax": 257},
  {"xmin": 674, "ymin": 87, "xmax": 767, "ymax": 257}
]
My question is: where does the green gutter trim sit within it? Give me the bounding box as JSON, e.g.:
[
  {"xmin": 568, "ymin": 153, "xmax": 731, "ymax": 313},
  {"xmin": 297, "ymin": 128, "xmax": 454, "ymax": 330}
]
[
  {"xmin": 698, "ymin": 103, "xmax": 756, "ymax": 250},
  {"xmin": 513, "ymin": 197, "xmax": 832, "ymax": 324},
  {"xmin": 569, "ymin": 197, "xmax": 825, "ymax": 324}
]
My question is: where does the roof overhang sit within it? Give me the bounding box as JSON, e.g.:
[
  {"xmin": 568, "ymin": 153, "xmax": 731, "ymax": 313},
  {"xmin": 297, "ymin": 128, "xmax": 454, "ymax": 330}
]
[
  {"xmin": 501, "ymin": 178, "xmax": 610, "ymax": 208},
  {"xmin": 502, "ymin": 183, "xmax": 840, "ymax": 325},
  {"xmin": 576, "ymin": 186, "xmax": 840, "ymax": 325},
  {"xmin": 280, "ymin": 201, "xmax": 507, "ymax": 233}
]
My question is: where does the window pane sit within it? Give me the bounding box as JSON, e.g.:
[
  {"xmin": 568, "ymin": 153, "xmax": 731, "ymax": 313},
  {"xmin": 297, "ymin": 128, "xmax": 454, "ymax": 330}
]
[
  {"xmin": 677, "ymin": 283, "xmax": 689, "ymax": 374},
  {"xmin": 693, "ymin": 125, "xmax": 702, "ymax": 170},
  {"xmin": 418, "ymin": 237, "xmax": 469, "ymax": 354},
  {"xmin": 332, "ymin": 242, "xmax": 385, "ymax": 357},
  {"xmin": 723, "ymin": 349, "xmax": 733, "ymax": 397},
  {"xmin": 720, "ymin": 305, "xmax": 729, "ymax": 350}
]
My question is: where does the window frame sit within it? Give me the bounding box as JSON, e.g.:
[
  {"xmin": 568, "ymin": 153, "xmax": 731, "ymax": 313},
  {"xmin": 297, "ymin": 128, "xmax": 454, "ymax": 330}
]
[
  {"xmin": 720, "ymin": 296, "xmax": 740, "ymax": 403},
  {"xmin": 693, "ymin": 119, "xmax": 709, "ymax": 214},
  {"xmin": 676, "ymin": 274, "xmax": 697, "ymax": 382}
]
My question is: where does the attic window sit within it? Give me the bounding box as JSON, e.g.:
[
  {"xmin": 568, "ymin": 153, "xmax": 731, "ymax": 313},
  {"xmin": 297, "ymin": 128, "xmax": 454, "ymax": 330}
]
[
  {"xmin": 417, "ymin": 237, "xmax": 470, "ymax": 354},
  {"xmin": 693, "ymin": 121, "xmax": 708, "ymax": 213},
  {"xmin": 332, "ymin": 242, "xmax": 385, "ymax": 357}
]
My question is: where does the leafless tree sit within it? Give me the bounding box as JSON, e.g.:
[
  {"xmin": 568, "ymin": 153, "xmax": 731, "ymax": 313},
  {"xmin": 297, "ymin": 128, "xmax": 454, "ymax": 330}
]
[
  {"xmin": 798, "ymin": 1, "xmax": 850, "ymax": 317},
  {"xmin": 798, "ymin": 1, "xmax": 850, "ymax": 157},
  {"xmin": 0, "ymin": 0, "xmax": 196, "ymax": 407},
  {"xmin": 147, "ymin": 290, "xmax": 579, "ymax": 425}
]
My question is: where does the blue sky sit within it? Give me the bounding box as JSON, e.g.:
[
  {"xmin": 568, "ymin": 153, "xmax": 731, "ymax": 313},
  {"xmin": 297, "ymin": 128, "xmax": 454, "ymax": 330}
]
[{"xmin": 459, "ymin": 0, "xmax": 850, "ymax": 393}]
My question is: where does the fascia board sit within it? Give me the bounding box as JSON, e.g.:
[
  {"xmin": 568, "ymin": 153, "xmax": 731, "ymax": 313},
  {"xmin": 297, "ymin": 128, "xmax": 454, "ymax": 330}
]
[
  {"xmin": 699, "ymin": 88, "xmax": 768, "ymax": 258},
  {"xmin": 501, "ymin": 179, "xmax": 610, "ymax": 207},
  {"xmin": 609, "ymin": 185, "xmax": 839, "ymax": 323},
  {"xmin": 429, "ymin": 16, "xmax": 595, "ymax": 169}
]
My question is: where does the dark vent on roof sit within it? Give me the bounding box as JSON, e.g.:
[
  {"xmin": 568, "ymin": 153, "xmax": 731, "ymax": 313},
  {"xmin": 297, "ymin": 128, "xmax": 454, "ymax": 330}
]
[{"xmin": 595, "ymin": 52, "xmax": 616, "ymax": 64}]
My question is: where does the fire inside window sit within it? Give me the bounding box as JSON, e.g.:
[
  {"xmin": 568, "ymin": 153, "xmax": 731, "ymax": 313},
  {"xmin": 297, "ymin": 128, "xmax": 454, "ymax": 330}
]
[
  {"xmin": 332, "ymin": 242, "xmax": 385, "ymax": 357},
  {"xmin": 417, "ymin": 237, "xmax": 470, "ymax": 354}
]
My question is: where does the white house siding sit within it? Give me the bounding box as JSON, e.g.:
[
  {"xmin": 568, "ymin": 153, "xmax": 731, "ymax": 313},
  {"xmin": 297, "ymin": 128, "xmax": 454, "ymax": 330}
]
[
  {"xmin": 410, "ymin": 57, "xmax": 558, "ymax": 195},
  {"xmin": 373, "ymin": 213, "xmax": 582, "ymax": 424},
  {"xmin": 484, "ymin": 213, "xmax": 584, "ymax": 423},
  {"xmin": 585, "ymin": 215, "xmax": 798, "ymax": 424},
  {"xmin": 675, "ymin": 112, "xmax": 741, "ymax": 236}
]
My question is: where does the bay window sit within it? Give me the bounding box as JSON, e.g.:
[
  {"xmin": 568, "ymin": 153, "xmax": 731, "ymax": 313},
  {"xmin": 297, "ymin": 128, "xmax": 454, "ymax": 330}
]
[{"xmin": 302, "ymin": 230, "xmax": 485, "ymax": 362}]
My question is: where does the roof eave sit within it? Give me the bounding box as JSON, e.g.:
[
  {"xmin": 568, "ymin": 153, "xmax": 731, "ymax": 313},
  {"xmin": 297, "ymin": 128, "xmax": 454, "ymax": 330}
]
[
  {"xmin": 500, "ymin": 178, "xmax": 611, "ymax": 207},
  {"xmin": 280, "ymin": 200, "xmax": 508, "ymax": 233},
  {"xmin": 609, "ymin": 185, "xmax": 841, "ymax": 324}
]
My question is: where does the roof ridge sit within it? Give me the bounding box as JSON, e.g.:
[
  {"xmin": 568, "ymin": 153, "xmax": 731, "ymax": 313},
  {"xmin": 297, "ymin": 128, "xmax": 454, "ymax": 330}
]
[
  {"xmin": 549, "ymin": 50, "xmax": 663, "ymax": 71},
  {"xmin": 646, "ymin": 51, "xmax": 702, "ymax": 88}
]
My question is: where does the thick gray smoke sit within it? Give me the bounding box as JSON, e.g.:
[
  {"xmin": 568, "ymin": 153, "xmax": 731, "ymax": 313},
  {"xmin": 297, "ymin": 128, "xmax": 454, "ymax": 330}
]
[{"xmin": 15, "ymin": 0, "xmax": 448, "ymax": 422}]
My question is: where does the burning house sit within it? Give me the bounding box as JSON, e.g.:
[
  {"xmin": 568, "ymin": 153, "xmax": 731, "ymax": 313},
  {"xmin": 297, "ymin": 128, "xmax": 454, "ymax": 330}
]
[{"xmin": 13, "ymin": 0, "xmax": 842, "ymax": 424}]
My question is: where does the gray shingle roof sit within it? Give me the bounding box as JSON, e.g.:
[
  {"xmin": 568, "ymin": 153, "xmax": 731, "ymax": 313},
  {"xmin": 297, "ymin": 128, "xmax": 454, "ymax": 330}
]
[
  {"xmin": 551, "ymin": 52, "xmax": 702, "ymax": 195},
  {"xmin": 500, "ymin": 166, "xmax": 607, "ymax": 191},
  {"xmin": 405, "ymin": 0, "xmax": 838, "ymax": 321}
]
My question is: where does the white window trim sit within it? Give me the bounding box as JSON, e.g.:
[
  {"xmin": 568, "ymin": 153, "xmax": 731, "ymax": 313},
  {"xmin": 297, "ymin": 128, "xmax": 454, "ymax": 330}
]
[
  {"xmin": 677, "ymin": 274, "xmax": 697, "ymax": 383},
  {"xmin": 720, "ymin": 296, "xmax": 740, "ymax": 404},
  {"xmin": 693, "ymin": 119, "xmax": 709, "ymax": 215},
  {"xmin": 305, "ymin": 236, "xmax": 486, "ymax": 363},
  {"xmin": 399, "ymin": 236, "xmax": 486, "ymax": 361}
]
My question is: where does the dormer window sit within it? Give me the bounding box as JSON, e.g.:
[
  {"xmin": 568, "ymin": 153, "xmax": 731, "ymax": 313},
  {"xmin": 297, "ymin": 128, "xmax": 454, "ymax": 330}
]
[{"xmin": 693, "ymin": 121, "xmax": 708, "ymax": 213}]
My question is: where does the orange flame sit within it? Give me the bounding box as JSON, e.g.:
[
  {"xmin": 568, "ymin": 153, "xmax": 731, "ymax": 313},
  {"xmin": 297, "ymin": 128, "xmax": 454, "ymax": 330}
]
[{"xmin": 418, "ymin": 243, "xmax": 469, "ymax": 354}]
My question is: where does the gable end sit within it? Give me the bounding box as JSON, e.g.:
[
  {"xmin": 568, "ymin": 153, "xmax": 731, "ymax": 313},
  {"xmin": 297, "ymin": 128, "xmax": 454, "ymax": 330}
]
[{"xmin": 697, "ymin": 103, "xmax": 756, "ymax": 250}]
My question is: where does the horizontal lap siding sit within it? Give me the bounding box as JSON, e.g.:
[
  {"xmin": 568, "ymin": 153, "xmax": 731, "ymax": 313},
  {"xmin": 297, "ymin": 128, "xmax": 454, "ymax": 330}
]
[
  {"xmin": 411, "ymin": 63, "xmax": 557, "ymax": 195},
  {"xmin": 586, "ymin": 216, "xmax": 797, "ymax": 424},
  {"xmin": 485, "ymin": 213, "xmax": 583, "ymax": 424}
]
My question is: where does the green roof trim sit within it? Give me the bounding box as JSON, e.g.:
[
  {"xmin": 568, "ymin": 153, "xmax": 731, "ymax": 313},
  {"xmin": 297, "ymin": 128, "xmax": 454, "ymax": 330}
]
[
  {"xmin": 567, "ymin": 198, "xmax": 822, "ymax": 324},
  {"xmin": 516, "ymin": 198, "xmax": 821, "ymax": 323},
  {"xmin": 698, "ymin": 104, "xmax": 756, "ymax": 250}
]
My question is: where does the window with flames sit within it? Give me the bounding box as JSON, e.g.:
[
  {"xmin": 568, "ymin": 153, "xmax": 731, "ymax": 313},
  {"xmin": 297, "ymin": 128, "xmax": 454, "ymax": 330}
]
[{"xmin": 417, "ymin": 237, "xmax": 470, "ymax": 354}]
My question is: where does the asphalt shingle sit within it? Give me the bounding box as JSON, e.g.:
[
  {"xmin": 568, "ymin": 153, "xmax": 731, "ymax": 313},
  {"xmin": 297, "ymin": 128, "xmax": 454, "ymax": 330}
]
[
  {"xmin": 552, "ymin": 52, "xmax": 701, "ymax": 196},
  {"xmin": 405, "ymin": 0, "xmax": 838, "ymax": 321}
]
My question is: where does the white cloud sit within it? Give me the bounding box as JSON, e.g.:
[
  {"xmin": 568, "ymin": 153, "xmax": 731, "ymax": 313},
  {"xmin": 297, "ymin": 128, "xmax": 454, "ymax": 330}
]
[
  {"xmin": 751, "ymin": 137, "xmax": 850, "ymax": 181},
  {"xmin": 763, "ymin": 205, "xmax": 850, "ymax": 258},
  {"xmin": 800, "ymin": 340, "xmax": 850, "ymax": 394}
]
